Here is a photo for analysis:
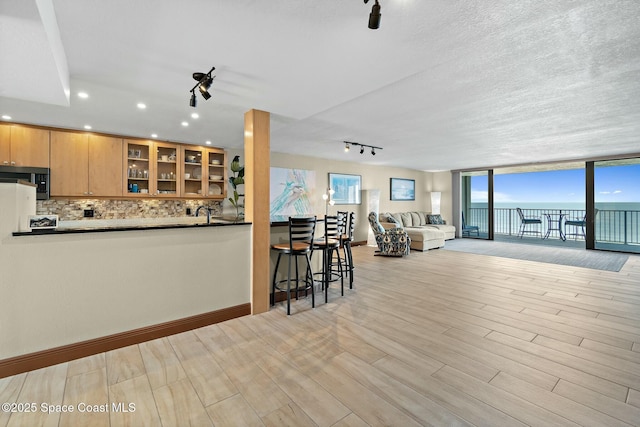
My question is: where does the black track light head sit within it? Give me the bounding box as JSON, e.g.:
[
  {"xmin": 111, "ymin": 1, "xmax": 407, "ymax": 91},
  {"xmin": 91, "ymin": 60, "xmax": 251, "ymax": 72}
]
[
  {"xmin": 360, "ymin": 146, "xmax": 365, "ymax": 154},
  {"xmin": 190, "ymin": 66, "xmax": 216, "ymax": 103},
  {"xmin": 364, "ymin": 0, "xmax": 381, "ymax": 29},
  {"xmin": 371, "ymin": 147, "xmax": 376, "ymax": 155}
]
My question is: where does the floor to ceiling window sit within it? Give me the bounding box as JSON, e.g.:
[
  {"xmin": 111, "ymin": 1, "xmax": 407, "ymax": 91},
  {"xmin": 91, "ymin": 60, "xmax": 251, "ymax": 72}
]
[
  {"xmin": 460, "ymin": 170, "xmax": 493, "ymax": 240},
  {"xmin": 593, "ymin": 158, "xmax": 640, "ymax": 254}
]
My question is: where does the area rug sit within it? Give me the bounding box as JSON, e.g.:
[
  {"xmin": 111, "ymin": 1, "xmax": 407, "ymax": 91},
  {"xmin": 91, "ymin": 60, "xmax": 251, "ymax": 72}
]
[{"xmin": 442, "ymin": 239, "xmax": 629, "ymax": 272}]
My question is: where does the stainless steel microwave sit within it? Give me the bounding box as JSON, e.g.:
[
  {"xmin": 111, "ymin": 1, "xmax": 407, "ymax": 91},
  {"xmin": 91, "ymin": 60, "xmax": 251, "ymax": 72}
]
[{"xmin": 0, "ymin": 166, "xmax": 50, "ymax": 200}]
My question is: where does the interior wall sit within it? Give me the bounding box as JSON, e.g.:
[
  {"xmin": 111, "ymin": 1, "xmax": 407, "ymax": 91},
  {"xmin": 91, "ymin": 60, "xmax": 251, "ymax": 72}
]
[{"xmin": 224, "ymin": 148, "xmax": 453, "ymax": 238}]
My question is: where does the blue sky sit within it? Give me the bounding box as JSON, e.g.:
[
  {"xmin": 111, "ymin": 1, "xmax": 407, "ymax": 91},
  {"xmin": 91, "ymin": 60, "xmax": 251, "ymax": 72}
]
[{"xmin": 470, "ymin": 164, "xmax": 640, "ymax": 203}]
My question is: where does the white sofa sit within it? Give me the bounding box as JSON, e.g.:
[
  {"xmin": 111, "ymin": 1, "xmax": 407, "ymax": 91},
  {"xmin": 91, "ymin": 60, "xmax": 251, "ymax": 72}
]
[{"xmin": 379, "ymin": 211, "xmax": 455, "ymax": 251}]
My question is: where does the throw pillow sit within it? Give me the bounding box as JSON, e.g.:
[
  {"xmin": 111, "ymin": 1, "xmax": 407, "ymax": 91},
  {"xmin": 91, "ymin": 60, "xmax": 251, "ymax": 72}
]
[
  {"xmin": 417, "ymin": 211, "xmax": 428, "ymax": 225},
  {"xmin": 387, "ymin": 216, "xmax": 400, "ymax": 226},
  {"xmin": 410, "ymin": 212, "xmax": 421, "ymax": 226},
  {"xmin": 427, "ymin": 214, "xmax": 445, "ymax": 225},
  {"xmin": 400, "ymin": 212, "xmax": 413, "ymax": 227},
  {"xmin": 391, "ymin": 213, "xmax": 403, "ymax": 226}
]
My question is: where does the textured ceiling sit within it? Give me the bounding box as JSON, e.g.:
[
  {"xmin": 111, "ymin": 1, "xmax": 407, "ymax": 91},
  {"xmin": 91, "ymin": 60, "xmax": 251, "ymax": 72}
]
[{"xmin": 1, "ymin": 0, "xmax": 639, "ymax": 171}]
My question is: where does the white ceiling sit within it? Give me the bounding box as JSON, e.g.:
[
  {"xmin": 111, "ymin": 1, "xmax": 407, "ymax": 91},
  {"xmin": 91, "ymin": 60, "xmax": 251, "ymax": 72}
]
[{"xmin": 1, "ymin": 0, "xmax": 640, "ymax": 171}]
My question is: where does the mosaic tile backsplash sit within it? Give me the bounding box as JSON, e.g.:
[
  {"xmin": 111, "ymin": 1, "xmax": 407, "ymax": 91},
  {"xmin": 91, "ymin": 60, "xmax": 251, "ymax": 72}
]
[{"xmin": 37, "ymin": 199, "xmax": 223, "ymax": 221}]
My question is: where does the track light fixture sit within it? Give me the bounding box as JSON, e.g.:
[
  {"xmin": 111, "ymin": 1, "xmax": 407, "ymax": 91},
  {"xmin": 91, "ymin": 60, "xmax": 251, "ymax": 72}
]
[
  {"xmin": 189, "ymin": 66, "xmax": 215, "ymax": 107},
  {"xmin": 364, "ymin": 0, "xmax": 381, "ymax": 30},
  {"xmin": 343, "ymin": 141, "xmax": 383, "ymax": 156}
]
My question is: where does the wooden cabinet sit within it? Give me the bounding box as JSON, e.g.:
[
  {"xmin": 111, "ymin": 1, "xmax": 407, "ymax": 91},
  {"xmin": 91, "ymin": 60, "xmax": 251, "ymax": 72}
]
[
  {"xmin": 0, "ymin": 124, "xmax": 50, "ymax": 167},
  {"xmin": 180, "ymin": 145, "xmax": 226, "ymax": 199},
  {"xmin": 124, "ymin": 140, "xmax": 182, "ymax": 197},
  {"xmin": 50, "ymin": 131, "xmax": 123, "ymax": 197}
]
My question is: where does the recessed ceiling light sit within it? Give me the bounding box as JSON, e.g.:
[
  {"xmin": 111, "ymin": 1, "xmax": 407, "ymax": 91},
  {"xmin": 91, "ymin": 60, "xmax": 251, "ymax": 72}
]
[
  {"xmin": 151, "ymin": 133, "xmax": 158, "ymax": 138},
  {"xmin": 1, "ymin": 115, "xmax": 11, "ymax": 120},
  {"xmin": 137, "ymin": 103, "xmax": 146, "ymax": 109},
  {"xmin": 191, "ymin": 112, "xmax": 199, "ymax": 119},
  {"xmin": 84, "ymin": 125, "xmax": 92, "ymax": 130},
  {"xmin": 205, "ymin": 140, "xmax": 211, "ymax": 145},
  {"xmin": 78, "ymin": 92, "xmax": 89, "ymax": 99},
  {"xmin": 181, "ymin": 121, "xmax": 189, "ymax": 127}
]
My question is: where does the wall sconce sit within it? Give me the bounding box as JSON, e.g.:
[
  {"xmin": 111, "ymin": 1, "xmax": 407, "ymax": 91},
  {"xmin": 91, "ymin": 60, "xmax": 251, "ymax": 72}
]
[
  {"xmin": 343, "ymin": 141, "xmax": 382, "ymax": 156},
  {"xmin": 430, "ymin": 191, "xmax": 441, "ymax": 215},
  {"xmin": 322, "ymin": 187, "xmax": 335, "ymax": 215}
]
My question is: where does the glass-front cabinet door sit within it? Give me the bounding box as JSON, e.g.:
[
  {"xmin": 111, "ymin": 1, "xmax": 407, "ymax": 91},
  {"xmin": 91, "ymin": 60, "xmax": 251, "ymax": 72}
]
[
  {"xmin": 206, "ymin": 148, "xmax": 226, "ymax": 199},
  {"xmin": 182, "ymin": 146, "xmax": 206, "ymax": 198},
  {"xmin": 124, "ymin": 139, "xmax": 152, "ymax": 196},
  {"xmin": 154, "ymin": 141, "xmax": 180, "ymax": 197}
]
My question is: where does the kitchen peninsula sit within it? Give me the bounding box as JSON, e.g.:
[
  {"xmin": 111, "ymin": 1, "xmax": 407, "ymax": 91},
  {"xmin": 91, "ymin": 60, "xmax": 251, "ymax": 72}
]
[{"xmin": 0, "ymin": 181, "xmax": 252, "ymax": 376}]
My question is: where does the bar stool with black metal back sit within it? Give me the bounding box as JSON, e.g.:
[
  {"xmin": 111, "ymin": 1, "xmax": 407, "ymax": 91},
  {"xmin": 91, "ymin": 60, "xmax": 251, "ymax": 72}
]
[
  {"xmin": 335, "ymin": 211, "xmax": 355, "ymax": 289},
  {"xmin": 313, "ymin": 215, "xmax": 343, "ymax": 303},
  {"xmin": 271, "ymin": 216, "xmax": 317, "ymax": 315}
]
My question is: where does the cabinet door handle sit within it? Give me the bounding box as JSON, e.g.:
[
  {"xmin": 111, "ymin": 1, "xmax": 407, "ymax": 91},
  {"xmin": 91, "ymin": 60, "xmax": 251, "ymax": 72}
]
[
  {"xmin": 10, "ymin": 161, "xmax": 15, "ymax": 165},
  {"xmin": 2, "ymin": 161, "xmax": 8, "ymax": 165},
  {"xmin": 88, "ymin": 192, "xmax": 93, "ymax": 195}
]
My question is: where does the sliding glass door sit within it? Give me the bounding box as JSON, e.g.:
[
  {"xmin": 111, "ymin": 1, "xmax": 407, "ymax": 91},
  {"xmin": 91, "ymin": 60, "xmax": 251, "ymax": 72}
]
[
  {"xmin": 592, "ymin": 158, "xmax": 640, "ymax": 253},
  {"xmin": 461, "ymin": 170, "xmax": 493, "ymax": 239}
]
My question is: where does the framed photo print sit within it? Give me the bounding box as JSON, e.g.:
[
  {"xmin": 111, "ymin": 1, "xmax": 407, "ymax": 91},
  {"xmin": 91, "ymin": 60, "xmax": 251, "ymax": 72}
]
[
  {"xmin": 328, "ymin": 173, "xmax": 361, "ymax": 205},
  {"xmin": 390, "ymin": 178, "xmax": 415, "ymax": 201},
  {"xmin": 28, "ymin": 215, "xmax": 59, "ymax": 230}
]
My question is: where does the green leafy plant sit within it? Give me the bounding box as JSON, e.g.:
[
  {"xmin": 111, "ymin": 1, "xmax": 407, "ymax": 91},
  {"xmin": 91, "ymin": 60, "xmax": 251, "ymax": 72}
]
[{"xmin": 228, "ymin": 155, "xmax": 244, "ymax": 219}]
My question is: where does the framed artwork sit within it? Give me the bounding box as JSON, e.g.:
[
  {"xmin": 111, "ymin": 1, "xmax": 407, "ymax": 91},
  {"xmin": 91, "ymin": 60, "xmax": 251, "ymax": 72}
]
[
  {"xmin": 329, "ymin": 173, "xmax": 361, "ymax": 205},
  {"xmin": 269, "ymin": 167, "xmax": 316, "ymax": 216},
  {"xmin": 28, "ymin": 215, "xmax": 59, "ymax": 230},
  {"xmin": 390, "ymin": 178, "xmax": 415, "ymax": 201}
]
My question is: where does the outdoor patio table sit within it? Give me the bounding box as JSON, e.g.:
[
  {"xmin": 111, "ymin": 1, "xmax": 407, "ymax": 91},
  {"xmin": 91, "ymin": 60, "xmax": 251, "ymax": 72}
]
[{"xmin": 544, "ymin": 213, "xmax": 566, "ymax": 241}]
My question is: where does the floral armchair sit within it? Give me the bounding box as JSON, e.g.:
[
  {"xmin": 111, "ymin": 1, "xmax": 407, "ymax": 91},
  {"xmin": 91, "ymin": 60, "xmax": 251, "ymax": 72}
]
[{"xmin": 368, "ymin": 212, "xmax": 411, "ymax": 256}]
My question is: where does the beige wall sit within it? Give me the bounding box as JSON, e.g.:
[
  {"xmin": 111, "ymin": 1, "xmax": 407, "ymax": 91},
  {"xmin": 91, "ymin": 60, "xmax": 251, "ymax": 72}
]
[{"xmin": 225, "ymin": 148, "xmax": 453, "ymax": 235}]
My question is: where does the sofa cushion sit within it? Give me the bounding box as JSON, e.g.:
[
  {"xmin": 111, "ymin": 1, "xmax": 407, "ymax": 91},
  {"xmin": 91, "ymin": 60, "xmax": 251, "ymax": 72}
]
[
  {"xmin": 416, "ymin": 211, "xmax": 428, "ymax": 226},
  {"xmin": 410, "ymin": 212, "xmax": 421, "ymax": 226},
  {"xmin": 400, "ymin": 212, "xmax": 413, "ymax": 227},
  {"xmin": 427, "ymin": 214, "xmax": 445, "ymax": 225},
  {"xmin": 386, "ymin": 215, "xmax": 400, "ymax": 226},
  {"xmin": 390, "ymin": 212, "xmax": 403, "ymax": 226}
]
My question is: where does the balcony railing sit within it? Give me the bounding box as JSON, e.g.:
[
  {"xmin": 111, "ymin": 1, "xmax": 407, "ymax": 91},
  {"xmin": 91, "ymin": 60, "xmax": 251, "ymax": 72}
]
[{"xmin": 466, "ymin": 208, "xmax": 640, "ymax": 245}]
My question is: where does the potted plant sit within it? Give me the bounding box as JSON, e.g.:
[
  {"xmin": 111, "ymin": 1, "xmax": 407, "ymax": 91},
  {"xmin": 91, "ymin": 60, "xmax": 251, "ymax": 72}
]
[{"xmin": 228, "ymin": 155, "xmax": 244, "ymax": 219}]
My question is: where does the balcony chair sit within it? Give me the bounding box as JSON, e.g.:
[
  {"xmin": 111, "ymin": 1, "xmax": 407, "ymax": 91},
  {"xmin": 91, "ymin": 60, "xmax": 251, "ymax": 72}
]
[
  {"xmin": 564, "ymin": 210, "xmax": 597, "ymax": 240},
  {"xmin": 367, "ymin": 212, "xmax": 411, "ymax": 257},
  {"xmin": 516, "ymin": 207, "xmax": 542, "ymax": 238},
  {"xmin": 270, "ymin": 216, "xmax": 317, "ymax": 315},
  {"xmin": 462, "ymin": 211, "xmax": 480, "ymax": 237}
]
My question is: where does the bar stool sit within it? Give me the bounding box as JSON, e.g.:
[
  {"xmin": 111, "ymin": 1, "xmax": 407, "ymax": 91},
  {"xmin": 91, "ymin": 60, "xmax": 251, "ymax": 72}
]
[
  {"xmin": 313, "ymin": 215, "xmax": 343, "ymax": 303},
  {"xmin": 335, "ymin": 211, "xmax": 355, "ymax": 289},
  {"xmin": 271, "ymin": 216, "xmax": 317, "ymax": 315}
]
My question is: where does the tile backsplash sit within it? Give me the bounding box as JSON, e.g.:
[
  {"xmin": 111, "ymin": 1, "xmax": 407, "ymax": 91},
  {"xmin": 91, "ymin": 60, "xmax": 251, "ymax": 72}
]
[{"xmin": 37, "ymin": 199, "xmax": 223, "ymax": 220}]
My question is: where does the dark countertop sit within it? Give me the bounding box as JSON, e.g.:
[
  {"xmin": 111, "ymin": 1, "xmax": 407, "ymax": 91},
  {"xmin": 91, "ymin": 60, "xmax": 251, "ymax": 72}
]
[{"xmin": 13, "ymin": 219, "xmax": 251, "ymax": 236}]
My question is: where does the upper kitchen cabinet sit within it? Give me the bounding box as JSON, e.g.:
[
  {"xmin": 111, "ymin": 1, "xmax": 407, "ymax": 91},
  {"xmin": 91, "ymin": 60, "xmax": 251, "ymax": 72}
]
[
  {"xmin": 124, "ymin": 139, "xmax": 181, "ymax": 197},
  {"xmin": 179, "ymin": 145, "xmax": 227, "ymax": 199},
  {"xmin": 51, "ymin": 131, "xmax": 123, "ymax": 197},
  {"xmin": 0, "ymin": 124, "xmax": 50, "ymax": 168}
]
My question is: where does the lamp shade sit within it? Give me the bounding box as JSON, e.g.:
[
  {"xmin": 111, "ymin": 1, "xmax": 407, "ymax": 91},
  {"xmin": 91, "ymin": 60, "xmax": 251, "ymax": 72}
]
[{"xmin": 430, "ymin": 191, "xmax": 441, "ymax": 215}]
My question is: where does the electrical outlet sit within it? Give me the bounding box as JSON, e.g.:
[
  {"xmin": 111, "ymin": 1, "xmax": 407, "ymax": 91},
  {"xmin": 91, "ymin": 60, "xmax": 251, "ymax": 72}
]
[
  {"xmin": 83, "ymin": 209, "xmax": 94, "ymax": 218},
  {"xmin": 186, "ymin": 208, "xmax": 192, "ymax": 216}
]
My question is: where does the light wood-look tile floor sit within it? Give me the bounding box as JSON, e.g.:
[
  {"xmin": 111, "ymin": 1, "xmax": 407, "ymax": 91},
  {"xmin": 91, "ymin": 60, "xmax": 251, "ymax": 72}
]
[{"xmin": 2, "ymin": 245, "xmax": 640, "ymax": 426}]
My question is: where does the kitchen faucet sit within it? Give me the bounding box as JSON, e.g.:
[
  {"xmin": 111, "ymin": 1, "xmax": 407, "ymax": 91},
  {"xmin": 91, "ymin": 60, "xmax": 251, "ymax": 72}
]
[{"xmin": 195, "ymin": 205, "xmax": 211, "ymax": 224}]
